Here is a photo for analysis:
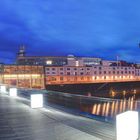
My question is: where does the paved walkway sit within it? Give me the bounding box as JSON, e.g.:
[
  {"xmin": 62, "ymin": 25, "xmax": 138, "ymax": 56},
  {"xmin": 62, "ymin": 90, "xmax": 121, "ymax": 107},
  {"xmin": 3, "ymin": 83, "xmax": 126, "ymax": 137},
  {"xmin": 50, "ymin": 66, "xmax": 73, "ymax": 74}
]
[{"xmin": 0, "ymin": 94, "xmax": 115, "ymax": 140}]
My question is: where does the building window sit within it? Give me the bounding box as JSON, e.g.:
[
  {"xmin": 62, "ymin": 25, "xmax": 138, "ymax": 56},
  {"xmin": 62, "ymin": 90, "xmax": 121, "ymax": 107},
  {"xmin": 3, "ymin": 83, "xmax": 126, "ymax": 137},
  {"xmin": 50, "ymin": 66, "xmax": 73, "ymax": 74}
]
[
  {"xmin": 132, "ymin": 71, "xmax": 134, "ymax": 74},
  {"xmin": 46, "ymin": 68, "xmax": 50, "ymax": 71},
  {"xmin": 60, "ymin": 72, "xmax": 64, "ymax": 75},
  {"xmin": 60, "ymin": 68, "xmax": 63, "ymax": 70},
  {"xmin": 67, "ymin": 72, "xmax": 70, "ymax": 75},
  {"xmin": 74, "ymin": 72, "xmax": 77, "ymax": 75},
  {"xmin": 99, "ymin": 67, "xmax": 102, "ymax": 70},
  {"xmin": 67, "ymin": 68, "xmax": 70, "ymax": 70},
  {"xmin": 81, "ymin": 77, "xmax": 84, "ymax": 80},
  {"xmin": 51, "ymin": 77, "xmax": 56, "ymax": 81},
  {"xmin": 87, "ymin": 77, "xmax": 90, "ymax": 80},
  {"xmin": 86, "ymin": 72, "xmax": 90, "ymax": 75},
  {"xmin": 60, "ymin": 77, "xmax": 63, "ymax": 81},
  {"xmin": 86, "ymin": 68, "xmax": 90, "ymax": 70},
  {"xmin": 46, "ymin": 60, "xmax": 52, "ymax": 65},
  {"xmin": 80, "ymin": 72, "xmax": 84, "ymax": 75},
  {"xmin": 80, "ymin": 68, "xmax": 84, "ymax": 70},
  {"xmin": 74, "ymin": 77, "xmax": 77, "ymax": 81},
  {"xmin": 52, "ymin": 68, "xmax": 56, "ymax": 71}
]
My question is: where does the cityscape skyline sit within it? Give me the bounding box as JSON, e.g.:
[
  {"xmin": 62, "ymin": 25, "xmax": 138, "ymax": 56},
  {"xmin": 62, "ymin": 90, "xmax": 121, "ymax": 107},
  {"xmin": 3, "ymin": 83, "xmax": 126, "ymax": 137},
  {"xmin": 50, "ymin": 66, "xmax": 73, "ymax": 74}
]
[{"xmin": 0, "ymin": 0, "xmax": 140, "ymax": 63}]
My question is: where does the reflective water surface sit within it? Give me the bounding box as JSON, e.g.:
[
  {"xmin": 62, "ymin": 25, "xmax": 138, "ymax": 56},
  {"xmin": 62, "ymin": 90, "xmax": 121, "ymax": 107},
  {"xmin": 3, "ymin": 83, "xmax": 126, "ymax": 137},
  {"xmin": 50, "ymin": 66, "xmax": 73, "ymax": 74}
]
[{"xmin": 18, "ymin": 88, "xmax": 140, "ymax": 121}]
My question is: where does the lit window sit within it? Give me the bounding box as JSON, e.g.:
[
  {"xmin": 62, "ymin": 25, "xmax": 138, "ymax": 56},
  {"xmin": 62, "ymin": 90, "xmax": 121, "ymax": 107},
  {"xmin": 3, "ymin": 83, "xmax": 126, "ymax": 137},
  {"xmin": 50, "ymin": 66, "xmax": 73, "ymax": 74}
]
[
  {"xmin": 76, "ymin": 61, "xmax": 79, "ymax": 66},
  {"xmin": 46, "ymin": 60, "xmax": 52, "ymax": 65}
]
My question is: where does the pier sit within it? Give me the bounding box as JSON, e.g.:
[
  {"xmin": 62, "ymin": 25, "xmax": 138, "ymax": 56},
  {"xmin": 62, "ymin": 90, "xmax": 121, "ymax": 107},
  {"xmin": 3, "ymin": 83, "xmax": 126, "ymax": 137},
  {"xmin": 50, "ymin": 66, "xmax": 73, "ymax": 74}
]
[
  {"xmin": 1, "ymin": 84, "xmax": 140, "ymax": 140},
  {"xmin": 0, "ymin": 85, "xmax": 116, "ymax": 140}
]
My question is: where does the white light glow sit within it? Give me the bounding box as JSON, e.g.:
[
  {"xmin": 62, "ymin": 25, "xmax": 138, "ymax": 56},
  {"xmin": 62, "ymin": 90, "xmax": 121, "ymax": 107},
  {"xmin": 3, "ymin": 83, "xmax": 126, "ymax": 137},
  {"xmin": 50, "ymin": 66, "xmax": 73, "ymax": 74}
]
[
  {"xmin": 31, "ymin": 94, "xmax": 43, "ymax": 108},
  {"xmin": 9, "ymin": 88, "xmax": 17, "ymax": 97},
  {"xmin": 130, "ymin": 76, "xmax": 133, "ymax": 79},
  {"xmin": 0, "ymin": 86, "xmax": 6, "ymax": 93},
  {"xmin": 116, "ymin": 111, "xmax": 138, "ymax": 140},
  {"xmin": 75, "ymin": 61, "xmax": 79, "ymax": 66},
  {"xmin": 46, "ymin": 60, "xmax": 52, "ymax": 65}
]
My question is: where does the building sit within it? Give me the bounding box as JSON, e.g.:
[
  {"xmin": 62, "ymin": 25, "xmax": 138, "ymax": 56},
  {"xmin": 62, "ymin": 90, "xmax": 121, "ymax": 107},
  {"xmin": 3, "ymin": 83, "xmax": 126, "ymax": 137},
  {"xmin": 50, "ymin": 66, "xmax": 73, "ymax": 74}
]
[
  {"xmin": 0, "ymin": 46, "xmax": 138, "ymax": 88},
  {"xmin": 0, "ymin": 65, "xmax": 45, "ymax": 89},
  {"xmin": 45, "ymin": 65, "xmax": 140, "ymax": 85},
  {"xmin": 16, "ymin": 46, "xmax": 68, "ymax": 66},
  {"xmin": 16, "ymin": 46, "xmax": 102, "ymax": 66}
]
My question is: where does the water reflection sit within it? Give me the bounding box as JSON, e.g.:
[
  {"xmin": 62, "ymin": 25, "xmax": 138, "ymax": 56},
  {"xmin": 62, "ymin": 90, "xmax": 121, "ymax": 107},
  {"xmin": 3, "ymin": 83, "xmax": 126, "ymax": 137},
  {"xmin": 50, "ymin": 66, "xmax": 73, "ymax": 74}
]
[
  {"xmin": 45, "ymin": 90, "xmax": 140, "ymax": 119},
  {"xmin": 90, "ymin": 96, "xmax": 137, "ymax": 117}
]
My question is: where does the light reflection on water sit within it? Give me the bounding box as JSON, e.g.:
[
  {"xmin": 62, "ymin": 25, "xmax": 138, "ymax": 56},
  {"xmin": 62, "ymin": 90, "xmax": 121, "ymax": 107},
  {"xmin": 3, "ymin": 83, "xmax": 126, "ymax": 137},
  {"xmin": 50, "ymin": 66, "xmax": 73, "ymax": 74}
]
[
  {"xmin": 90, "ymin": 96, "xmax": 137, "ymax": 117},
  {"xmin": 43, "ymin": 90, "xmax": 140, "ymax": 119}
]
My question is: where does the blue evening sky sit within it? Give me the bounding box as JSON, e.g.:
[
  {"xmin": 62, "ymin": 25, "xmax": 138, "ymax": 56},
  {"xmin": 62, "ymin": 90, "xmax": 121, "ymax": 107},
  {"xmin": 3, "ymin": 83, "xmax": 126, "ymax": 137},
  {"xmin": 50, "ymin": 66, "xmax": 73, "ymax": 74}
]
[{"xmin": 0, "ymin": 0, "xmax": 140, "ymax": 63}]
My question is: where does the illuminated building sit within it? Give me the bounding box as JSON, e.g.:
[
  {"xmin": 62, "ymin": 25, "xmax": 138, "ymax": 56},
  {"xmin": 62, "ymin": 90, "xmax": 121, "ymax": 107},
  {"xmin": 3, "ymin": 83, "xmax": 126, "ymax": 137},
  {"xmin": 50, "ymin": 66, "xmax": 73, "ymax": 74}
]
[
  {"xmin": 0, "ymin": 65, "xmax": 45, "ymax": 89},
  {"xmin": 0, "ymin": 64, "xmax": 139, "ymax": 88},
  {"xmin": 45, "ymin": 65, "xmax": 140, "ymax": 85},
  {"xmin": 16, "ymin": 46, "xmax": 102, "ymax": 66},
  {"xmin": 0, "ymin": 46, "xmax": 139, "ymax": 88}
]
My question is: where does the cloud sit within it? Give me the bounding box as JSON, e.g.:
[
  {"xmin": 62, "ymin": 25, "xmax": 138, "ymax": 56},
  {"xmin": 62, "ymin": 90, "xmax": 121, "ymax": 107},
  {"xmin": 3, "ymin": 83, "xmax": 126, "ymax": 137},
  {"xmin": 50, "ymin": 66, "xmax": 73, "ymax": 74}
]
[{"xmin": 0, "ymin": 0, "xmax": 140, "ymax": 63}]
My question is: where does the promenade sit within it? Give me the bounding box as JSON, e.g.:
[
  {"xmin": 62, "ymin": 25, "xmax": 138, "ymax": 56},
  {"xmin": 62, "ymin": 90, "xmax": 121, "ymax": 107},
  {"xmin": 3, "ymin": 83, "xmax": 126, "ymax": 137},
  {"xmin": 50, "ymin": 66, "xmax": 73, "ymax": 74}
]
[{"xmin": 0, "ymin": 93, "xmax": 115, "ymax": 140}]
